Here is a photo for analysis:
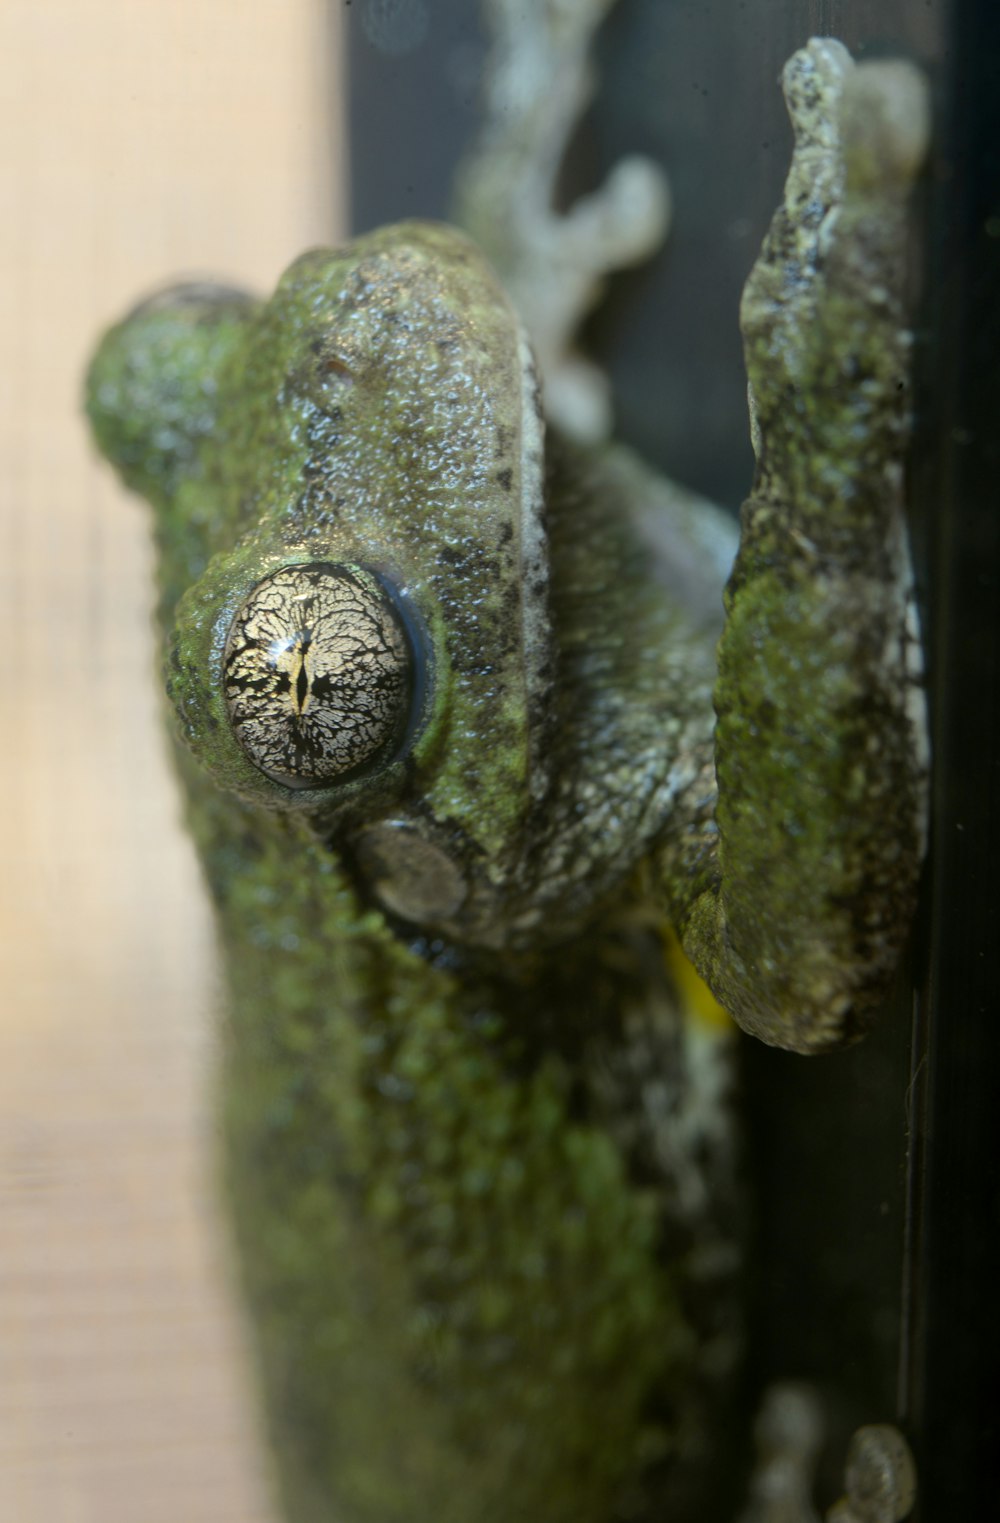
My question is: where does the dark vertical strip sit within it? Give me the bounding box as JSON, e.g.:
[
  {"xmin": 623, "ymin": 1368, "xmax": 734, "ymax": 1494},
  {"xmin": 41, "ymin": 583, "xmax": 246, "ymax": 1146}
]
[
  {"xmin": 908, "ymin": 0, "xmax": 1000, "ymax": 1512},
  {"xmin": 343, "ymin": 0, "xmax": 482, "ymax": 235}
]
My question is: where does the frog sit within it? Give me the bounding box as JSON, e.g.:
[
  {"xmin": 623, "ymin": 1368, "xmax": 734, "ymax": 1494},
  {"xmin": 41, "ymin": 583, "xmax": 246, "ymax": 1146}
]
[{"xmin": 84, "ymin": 3, "xmax": 930, "ymax": 1519}]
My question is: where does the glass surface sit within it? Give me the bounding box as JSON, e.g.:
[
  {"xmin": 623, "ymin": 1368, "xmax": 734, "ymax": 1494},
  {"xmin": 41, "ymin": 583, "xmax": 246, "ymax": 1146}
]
[{"xmin": 345, "ymin": 1, "xmax": 999, "ymax": 1515}]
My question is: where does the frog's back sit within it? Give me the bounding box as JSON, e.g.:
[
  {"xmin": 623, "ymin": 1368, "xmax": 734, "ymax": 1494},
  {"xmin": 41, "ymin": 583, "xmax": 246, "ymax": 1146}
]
[{"xmin": 194, "ymin": 756, "xmax": 742, "ymax": 1523}]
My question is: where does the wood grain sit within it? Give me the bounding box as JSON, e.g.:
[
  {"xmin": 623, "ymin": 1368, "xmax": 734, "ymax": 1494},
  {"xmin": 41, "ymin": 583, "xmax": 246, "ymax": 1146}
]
[{"xmin": 0, "ymin": 4, "xmax": 342, "ymax": 1518}]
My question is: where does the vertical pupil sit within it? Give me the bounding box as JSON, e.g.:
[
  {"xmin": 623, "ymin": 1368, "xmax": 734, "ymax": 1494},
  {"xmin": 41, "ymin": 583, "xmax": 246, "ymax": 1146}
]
[
  {"xmin": 223, "ymin": 562, "xmax": 414, "ymax": 788},
  {"xmin": 295, "ymin": 632, "xmax": 311, "ymax": 712}
]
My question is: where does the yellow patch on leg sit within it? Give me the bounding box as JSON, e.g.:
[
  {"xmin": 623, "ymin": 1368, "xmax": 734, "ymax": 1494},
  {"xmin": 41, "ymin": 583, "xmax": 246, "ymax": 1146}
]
[{"xmin": 662, "ymin": 925, "xmax": 733, "ymax": 1032}]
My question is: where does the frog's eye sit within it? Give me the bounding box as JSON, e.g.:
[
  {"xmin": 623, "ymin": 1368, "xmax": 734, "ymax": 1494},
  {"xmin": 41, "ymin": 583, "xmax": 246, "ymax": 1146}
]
[{"xmin": 223, "ymin": 563, "xmax": 414, "ymax": 790}]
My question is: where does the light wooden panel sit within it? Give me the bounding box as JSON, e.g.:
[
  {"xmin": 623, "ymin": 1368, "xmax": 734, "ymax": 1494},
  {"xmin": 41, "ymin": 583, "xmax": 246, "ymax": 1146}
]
[{"xmin": 0, "ymin": 4, "xmax": 342, "ymax": 1519}]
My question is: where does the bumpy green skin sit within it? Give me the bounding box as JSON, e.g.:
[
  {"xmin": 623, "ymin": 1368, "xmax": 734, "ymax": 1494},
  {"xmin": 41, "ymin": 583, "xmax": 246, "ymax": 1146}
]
[
  {"xmin": 663, "ymin": 44, "xmax": 929, "ymax": 1051},
  {"xmin": 88, "ymin": 223, "xmax": 740, "ymax": 1523},
  {"xmin": 84, "ymin": 37, "xmax": 927, "ymax": 1523},
  {"xmin": 191, "ymin": 777, "xmax": 690, "ymax": 1523}
]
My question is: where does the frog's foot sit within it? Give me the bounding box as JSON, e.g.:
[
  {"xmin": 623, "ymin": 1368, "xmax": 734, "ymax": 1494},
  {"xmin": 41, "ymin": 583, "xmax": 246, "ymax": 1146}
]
[
  {"xmin": 826, "ymin": 1425, "xmax": 917, "ymax": 1523},
  {"xmin": 736, "ymin": 1383, "xmax": 825, "ymax": 1523},
  {"xmin": 735, "ymin": 1391, "xmax": 917, "ymax": 1523},
  {"xmin": 452, "ymin": 0, "xmax": 669, "ymax": 442}
]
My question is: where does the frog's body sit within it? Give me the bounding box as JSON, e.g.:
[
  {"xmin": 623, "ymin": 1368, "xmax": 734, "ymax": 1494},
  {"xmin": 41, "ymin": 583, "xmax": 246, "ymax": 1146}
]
[
  {"xmin": 93, "ymin": 224, "xmax": 744, "ymax": 1523},
  {"xmin": 85, "ymin": 21, "xmax": 929, "ymax": 1523},
  {"xmin": 197, "ymin": 754, "xmax": 741, "ymax": 1523}
]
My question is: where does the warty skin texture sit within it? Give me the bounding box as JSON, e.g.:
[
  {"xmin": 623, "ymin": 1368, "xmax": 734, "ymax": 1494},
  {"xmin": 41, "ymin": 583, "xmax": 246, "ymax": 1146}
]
[
  {"xmin": 88, "ymin": 221, "xmax": 742, "ymax": 1523},
  {"xmin": 84, "ymin": 35, "xmax": 928, "ymax": 1523}
]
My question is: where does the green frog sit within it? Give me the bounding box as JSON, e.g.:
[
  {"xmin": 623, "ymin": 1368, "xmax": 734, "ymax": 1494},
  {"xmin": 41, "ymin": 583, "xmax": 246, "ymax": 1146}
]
[{"xmin": 84, "ymin": 7, "xmax": 929, "ymax": 1521}]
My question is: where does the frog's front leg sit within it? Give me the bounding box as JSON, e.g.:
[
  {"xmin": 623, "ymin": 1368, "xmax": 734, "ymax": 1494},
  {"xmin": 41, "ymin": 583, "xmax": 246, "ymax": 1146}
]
[
  {"xmin": 664, "ymin": 40, "xmax": 930, "ymax": 1052},
  {"xmin": 453, "ymin": 0, "xmax": 669, "ymax": 442}
]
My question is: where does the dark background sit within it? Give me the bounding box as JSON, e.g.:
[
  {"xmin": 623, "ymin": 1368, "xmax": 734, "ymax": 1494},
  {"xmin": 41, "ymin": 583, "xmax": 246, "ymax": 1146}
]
[{"xmin": 342, "ymin": 0, "xmax": 999, "ymax": 1513}]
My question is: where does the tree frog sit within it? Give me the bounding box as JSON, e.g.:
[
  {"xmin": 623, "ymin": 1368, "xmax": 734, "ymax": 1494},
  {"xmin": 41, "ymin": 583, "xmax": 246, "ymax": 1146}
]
[{"xmin": 84, "ymin": 3, "xmax": 929, "ymax": 1519}]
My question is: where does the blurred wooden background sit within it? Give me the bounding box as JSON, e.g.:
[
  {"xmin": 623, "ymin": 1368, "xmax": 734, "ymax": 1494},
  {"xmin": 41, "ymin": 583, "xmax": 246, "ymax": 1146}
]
[{"xmin": 0, "ymin": 3, "xmax": 342, "ymax": 1518}]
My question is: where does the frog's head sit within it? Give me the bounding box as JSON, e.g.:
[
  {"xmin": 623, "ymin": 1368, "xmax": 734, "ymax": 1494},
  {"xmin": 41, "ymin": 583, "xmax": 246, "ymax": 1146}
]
[{"xmin": 86, "ymin": 223, "xmax": 551, "ymax": 939}]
